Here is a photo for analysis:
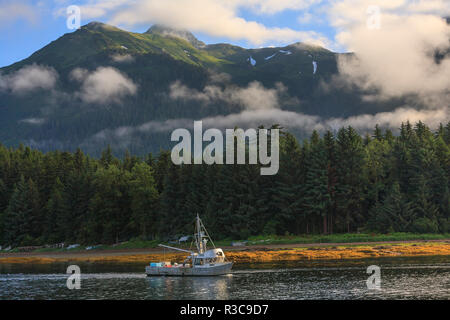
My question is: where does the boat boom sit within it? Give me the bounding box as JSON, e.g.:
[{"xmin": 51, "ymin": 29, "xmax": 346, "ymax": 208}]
[{"xmin": 158, "ymin": 244, "xmax": 195, "ymax": 254}]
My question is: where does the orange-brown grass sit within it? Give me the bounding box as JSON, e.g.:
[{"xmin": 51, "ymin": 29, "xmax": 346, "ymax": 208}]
[
  {"xmin": 1, "ymin": 243, "xmax": 448, "ymax": 264},
  {"xmin": 227, "ymin": 243, "xmax": 450, "ymax": 263}
]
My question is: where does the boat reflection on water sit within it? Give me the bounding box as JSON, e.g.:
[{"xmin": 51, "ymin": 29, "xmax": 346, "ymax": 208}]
[{"xmin": 146, "ymin": 274, "xmax": 232, "ymax": 299}]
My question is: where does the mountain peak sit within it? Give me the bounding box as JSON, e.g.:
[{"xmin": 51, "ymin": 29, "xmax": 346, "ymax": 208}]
[
  {"xmin": 82, "ymin": 21, "xmax": 118, "ymax": 31},
  {"xmin": 145, "ymin": 24, "xmax": 205, "ymax": 48}
]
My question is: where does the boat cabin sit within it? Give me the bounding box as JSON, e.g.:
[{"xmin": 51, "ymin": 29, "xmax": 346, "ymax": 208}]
[{"xmin": 189, "ymin": 248, "xmax": 226, "ymax": 266}]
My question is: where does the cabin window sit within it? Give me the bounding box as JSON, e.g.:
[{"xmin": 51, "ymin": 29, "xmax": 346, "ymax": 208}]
[{"xmin": 194, "ymin": 259, "xmax": 204, "ymax": 266}]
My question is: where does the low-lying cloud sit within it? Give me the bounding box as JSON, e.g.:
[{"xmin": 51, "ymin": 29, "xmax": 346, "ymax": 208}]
[
  {"xmin": 86, "ymin": 105, "xmax": 449, "ymax": 150},
  {"xmin": 85, "ymin": 79, "xmax": 449, "ymax": 149},
  {"xmin": 325, "ymin": 107, "xmax": 449, "ymax": 132},
  {"xmin": 170, "ymin": 80, "xmax": 290, "ymax": 111},
  {"xmin": 70, "ymin": 67, "xmax": 137, "ymax": 104},
  {"xmin": 0, "ymin": 64, "xmax": 58, "ymax": 94},
  {"xmin": 19, "ymin": 117, "xmax": 46, "ymax": 125},
  {"xmin": 111, "ymin": 54, "xmax": 135, "ymax": 63}
]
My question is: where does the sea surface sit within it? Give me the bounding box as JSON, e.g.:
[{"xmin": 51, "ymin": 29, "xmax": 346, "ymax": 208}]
[{"xmin": 0, "ymin": 256, "xmax": 448, "ymax": 300}]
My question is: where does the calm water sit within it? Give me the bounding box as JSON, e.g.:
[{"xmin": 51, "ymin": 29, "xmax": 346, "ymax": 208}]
[{"xmin": 0, "ymin": 256, "xmax": 448, "ymax": 300}]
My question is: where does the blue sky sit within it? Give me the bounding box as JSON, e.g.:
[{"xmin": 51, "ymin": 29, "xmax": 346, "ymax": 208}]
[{"xmin": 0, "ymin": 0, "xmax": 338, "ymax": 67}]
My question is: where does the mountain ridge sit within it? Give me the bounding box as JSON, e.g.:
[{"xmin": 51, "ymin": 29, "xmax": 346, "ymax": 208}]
[
  {"xmin": 3, "ymin": 21, "xmax": 336, "ymax": 71},
  {"xmin": 0, "ymin": 22, "xmax": 412, "ymax": 156}
]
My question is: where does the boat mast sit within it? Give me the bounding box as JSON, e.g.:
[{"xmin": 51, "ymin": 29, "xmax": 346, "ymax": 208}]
[
  {"xmin": 195, "ymin": 214, "xmax": 204, "ymax": 254},
  {"xmin": 194, "ymin": 214, "xmax": 216, "ymax": 254}
]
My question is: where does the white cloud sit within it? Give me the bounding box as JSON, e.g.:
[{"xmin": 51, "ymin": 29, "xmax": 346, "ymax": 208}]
[
  {"xmin": 208, "ymin": 72, "xmax": 232, "ymax": 84},
  {"xmin": 71, "ymin": 67, "xmax": 137, "ymax": 104},
  {"xmin": 63, "ymin": 0, "xmax": 330, "ymax": 47},
  {"xmin": 242, "ymin": 0, "xmax": 323, "ymax": 14},
  {"xmin": 0, "ymin": 64, "xmax": 58, "ymax": 94},
  {"xmin": 168, "ymin": 80, "xmax": 449, "ymax": 133},
  {"xmin": 87, "ymin": 109, "xmax": 324, "ymax": 146},
  {"xmin": 63, "ymin": 0, "xmax": 323, "ymax": 19},
  {"xmin": 69, "ymin": 67, "xmax": 89, "ymax": 82},
  {"xmin": 325, "ymin": 106, "xmax": 449, "ymax": 132},
  {"xmin": 86, "ymin": 105, "xmax": 449, "ymax": 148},
  {"xmin": 169, "ymin": 80, "xmax": 288, "ymax": 110},
  {"xmin": 297, "ymin": 12, "xmax": 315, "ymax": 24},
  {"xmin": 328, "ymin": 0, "xmax": 450, "ymax": 107},
  {"xmin": 407, "ymin": 0, "xmax": 450, "ymax": 15},
  {"xmin": 0, "ymin": 1, "xmax": 38, "ymax": 27},
  {"xmin": 53, "ymin": 0, "xmax": 131, "ymax": 19},
  {"xmin": 19, "ymin": 118, "xmax": 46, "ymax": 125},
  {"xmin": 88, "ymin": 78, "xmax": 449, "ymax": 148},
  {"xmin": 111, "ymin": 53, "xmax": 135, "ymax": 63}
]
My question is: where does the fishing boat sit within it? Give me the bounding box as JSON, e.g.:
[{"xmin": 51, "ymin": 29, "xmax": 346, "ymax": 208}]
[{"xmin": 145, "ymin": 215, "xmax": 233, "ymax": 276}]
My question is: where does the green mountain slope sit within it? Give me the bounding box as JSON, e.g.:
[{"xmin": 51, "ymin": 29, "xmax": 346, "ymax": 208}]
[{"xmin": 0, "ymin": 22, "xmax": 410, "ymax": 155}]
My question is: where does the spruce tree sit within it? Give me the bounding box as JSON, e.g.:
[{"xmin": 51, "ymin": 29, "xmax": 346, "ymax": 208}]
[
  {"xmin": 367, "ymin": 182, "xmax": 413, "ymax": 233},
  {"xmin": 272, "ymin": 132, "xmax": 303, "ymax": 235},
  {"xmin": 335, "ymin": 127, "xmax": 366, "ymax": 233},
  {"xmin": 129, "ymin": 162, "xmax": 159, "ymax": 239},
  {"xmin": 409, "ymin": 175, "xmax": 439, "ymax": 233},
  {"xmin": 45, "ymin": 178, "xmax": 69, "ymax": 243},
  {"xmin": 303, "ymin": 131, "xmax": 330, "ymax": 234},
  {"xmin": 3, "ymin": 176, "xmax": 36, "ymax": 246}
]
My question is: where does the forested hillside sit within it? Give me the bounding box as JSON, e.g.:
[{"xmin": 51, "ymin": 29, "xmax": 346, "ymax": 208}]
[{"xmin": 1, "ymin": 121, "xmax": 449, "ymax": 247}]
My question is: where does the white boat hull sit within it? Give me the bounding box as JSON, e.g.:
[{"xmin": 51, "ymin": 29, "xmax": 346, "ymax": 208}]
[{"xmin": 145, "ymin": 262, "xmax": 233, "ymax": 276}]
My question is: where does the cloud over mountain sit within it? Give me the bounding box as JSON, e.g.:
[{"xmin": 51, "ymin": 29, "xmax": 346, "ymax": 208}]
[
  {"xmin": 64, "ymin": 0, "xmax": 329, "ymax": 47},
  {"xmin": 70, "ymin": 67, "xmax": 137, "ymax": 104},
  {"xmin": 0, "ymin": 64, "xmax": 58, "ymax": 94},
  {"xmin": 169, "ymin": 80, "xmax": 288, "ymax": 111},
  {"xmin": 328, "ymin": 0, "xmax": 450, "ymax": 108},
  {"xmin": 87, "ymin": 78, "xmax": 448, "ymax": 150}
]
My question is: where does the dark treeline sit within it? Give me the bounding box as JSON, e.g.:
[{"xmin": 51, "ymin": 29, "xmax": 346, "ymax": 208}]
[{"xmin": 0, "ymin": 121, "xmax": 449, "ymax": 247}]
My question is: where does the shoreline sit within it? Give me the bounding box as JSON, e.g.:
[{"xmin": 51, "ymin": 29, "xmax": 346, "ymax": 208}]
[{"xmin": 1, "ymin": 240, "xmax": 449, "ymax": 264}]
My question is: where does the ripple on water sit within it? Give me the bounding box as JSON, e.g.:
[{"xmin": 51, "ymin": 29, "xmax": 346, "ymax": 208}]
[{"xmin": 0, "ymin": 260, "xmax": 449, "ymax": 300}]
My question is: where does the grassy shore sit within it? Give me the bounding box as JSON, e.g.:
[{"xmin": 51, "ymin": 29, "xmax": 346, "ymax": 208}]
[
  {"xmin": 0, "ymin": 239, "xmax": 449, "ymax": 265},
  {"xmin": 3, "ymin": 232, "xmax": 449, "ymax": 254}
]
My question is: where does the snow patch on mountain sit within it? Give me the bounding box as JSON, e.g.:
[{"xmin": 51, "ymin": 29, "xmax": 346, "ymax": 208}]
[
  {"xmin": 312, "ymin": 61, "xmax": 317, "ymax": 74},
  {"xmin": 265, "ymin": 53, "xmax": 277, "ymax": 60},
  {"xmin": 279, "ymin": 50, "xmax": 292, "ymax": 55},
  {"xmin": 248, "ymin": 56, "xmax": 256, "ymax": 66}
]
